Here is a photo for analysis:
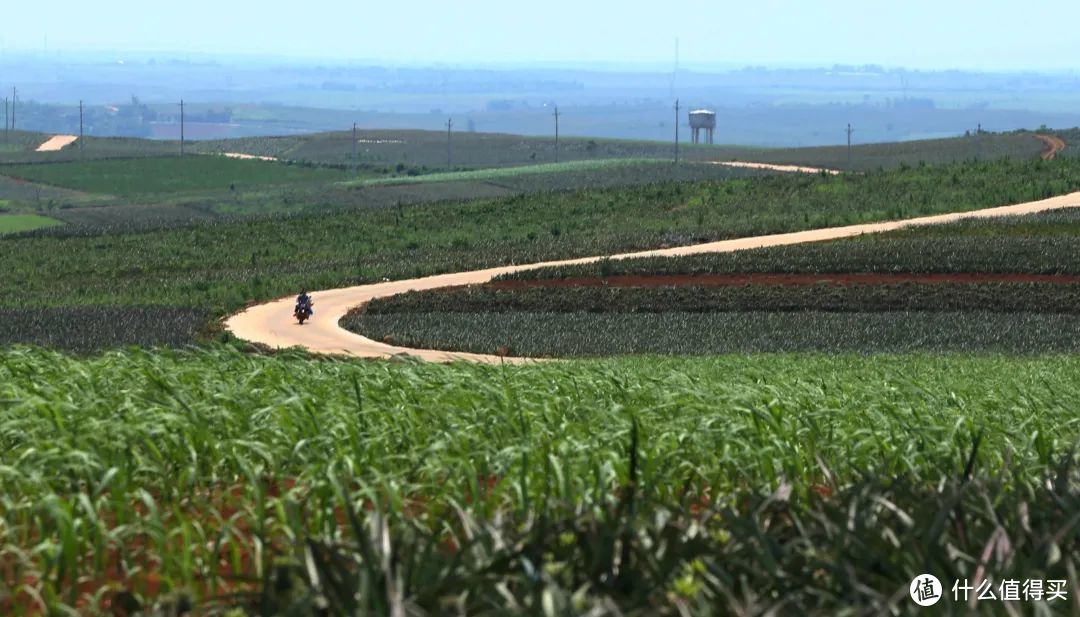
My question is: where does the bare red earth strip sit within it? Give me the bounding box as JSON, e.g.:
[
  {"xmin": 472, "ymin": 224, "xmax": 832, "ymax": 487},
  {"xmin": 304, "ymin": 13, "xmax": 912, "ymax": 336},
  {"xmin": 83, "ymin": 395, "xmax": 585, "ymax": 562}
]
[{"xmin": 489, "ymin": 273, "xmax": 1080, "ymax": 289}]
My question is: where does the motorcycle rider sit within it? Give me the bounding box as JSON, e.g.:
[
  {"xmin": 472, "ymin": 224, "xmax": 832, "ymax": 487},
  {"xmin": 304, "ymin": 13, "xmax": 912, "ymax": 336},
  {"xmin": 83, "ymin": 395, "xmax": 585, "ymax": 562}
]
[{"xmin": 295, "ymin": 291, "xmax": 313, "ymax": 316}]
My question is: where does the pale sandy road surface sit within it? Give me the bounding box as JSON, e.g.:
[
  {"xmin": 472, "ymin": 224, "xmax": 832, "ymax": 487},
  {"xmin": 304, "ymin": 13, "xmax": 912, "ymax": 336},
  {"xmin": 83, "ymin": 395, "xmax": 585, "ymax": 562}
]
[
  {"xmin": 713, "ymin": 161, "xmax": 841, "ymax": 174},
  {"xmin": 35, "ymin": 135, "xmax": 78, "ymax": 152},
  {"xmin": 219, "ymin": 152, "xmax": 279, "ymax": 161},
  {"xmin": 225, "ymin": 189, "xmax": 1080, "ymax": 363}
]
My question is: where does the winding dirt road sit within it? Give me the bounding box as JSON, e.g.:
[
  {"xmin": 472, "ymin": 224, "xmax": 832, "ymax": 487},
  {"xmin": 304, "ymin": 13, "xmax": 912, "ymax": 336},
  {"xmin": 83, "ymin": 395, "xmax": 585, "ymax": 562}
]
[
  {"xmin": 35, "ymin": 135, "xmax": 78, "ymax": 152},
  {"xmin": 226, "ymin": 188, "xmax": 1080, "ymax": 363}
]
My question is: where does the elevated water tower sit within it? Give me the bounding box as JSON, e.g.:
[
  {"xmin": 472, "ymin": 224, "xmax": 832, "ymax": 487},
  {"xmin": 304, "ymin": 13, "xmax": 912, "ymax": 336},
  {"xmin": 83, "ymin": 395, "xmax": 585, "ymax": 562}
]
[{"xmin": 689, "ymin": 109, "xmax": 716, "ymax": 145}]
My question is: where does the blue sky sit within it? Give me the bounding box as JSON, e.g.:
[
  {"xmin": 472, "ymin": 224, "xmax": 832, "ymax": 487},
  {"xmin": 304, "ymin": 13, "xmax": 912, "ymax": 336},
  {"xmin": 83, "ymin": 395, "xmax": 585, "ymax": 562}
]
[{"xmin": 4, "ymin": 0, "xmax": 1078, "ymax": 71}]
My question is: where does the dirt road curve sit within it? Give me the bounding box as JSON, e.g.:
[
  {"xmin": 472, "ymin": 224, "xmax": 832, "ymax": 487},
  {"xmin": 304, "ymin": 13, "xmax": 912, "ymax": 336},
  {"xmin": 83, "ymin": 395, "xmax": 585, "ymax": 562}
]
[
  {"xmin": 225, "ymin": 189, "xmax": 1080, "ymax": 363},
  {"xmin": 35, "ymin": 135, "xmax": 78, "ymax": 152},
  {"xmin": 1036, "ymin": 134, "xmax": 1066, "ymax": 160}
]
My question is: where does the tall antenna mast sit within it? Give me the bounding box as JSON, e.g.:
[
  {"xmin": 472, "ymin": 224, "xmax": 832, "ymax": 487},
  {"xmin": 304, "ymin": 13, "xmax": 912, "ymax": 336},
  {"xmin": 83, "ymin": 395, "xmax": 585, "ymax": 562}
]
[
  {"xmin": 674, "ymin": 99, "xmax": 680, "ymax": 164},
  {"xmin": 446, "ymin": 117, "xmax": 453, "ymax": 167},
  {"xmin": 553, "ymin": 105, "xmax": 561, "ymax": 163}
]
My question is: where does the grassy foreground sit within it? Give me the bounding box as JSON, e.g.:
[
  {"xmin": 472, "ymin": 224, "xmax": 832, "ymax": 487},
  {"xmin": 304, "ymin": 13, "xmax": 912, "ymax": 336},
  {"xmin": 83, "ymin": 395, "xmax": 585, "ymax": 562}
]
[{"xmin": 1, "ymin": 347, "xmax": 1078, "ymax": 614}]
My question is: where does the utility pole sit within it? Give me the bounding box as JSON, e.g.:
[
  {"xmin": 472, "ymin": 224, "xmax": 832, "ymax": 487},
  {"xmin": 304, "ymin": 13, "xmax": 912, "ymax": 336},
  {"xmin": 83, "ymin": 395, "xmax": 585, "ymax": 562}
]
[
  {"xmin": 846, "ymin": 123, "xmax": 854, "ymax": 170},
  {"xmin": 446, "ymin": 117, "xmax": 453, "ymax": 167},
  {"xmin": 674, "ymin": 99, "xmax": 680, "ymax": 164},
  {"xmin": 179, "ymin": 99, "xmax": 185, "ymax": 156},
  {"xmin": 79, "ymin": 100, "xmax": 84, "ymax": 155},
  {"xmin": 553, "ymin": 105, "xmax": 561, "ymax": 163},
  {"xmin": 11, "ymin": 87, "xmax": 16, "ymax": 132},
  {"xmin": 352, "ymin": 122, "xmax": 358, "ymax": 173}
]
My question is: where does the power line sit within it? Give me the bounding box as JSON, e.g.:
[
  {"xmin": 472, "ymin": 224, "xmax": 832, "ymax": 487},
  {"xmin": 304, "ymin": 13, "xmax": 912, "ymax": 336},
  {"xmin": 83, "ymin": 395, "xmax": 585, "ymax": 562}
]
[
  {"xmin": 553, "ymin": 105, "xmax": 561, "ymax": 164},
  {"xmin": 179, "ymin": 99, "xmax": 185, "ymax": 156},
  {"xmin": 446, "ymin": 117, "xmax": 453, "ymax": 167},
  {"xmin": 846, "ymin": 123, "xmax": 854, "ymax": 170},
  {"xmin": 674, "ymin": 99, "xmax": 680, "ymax": 164}
]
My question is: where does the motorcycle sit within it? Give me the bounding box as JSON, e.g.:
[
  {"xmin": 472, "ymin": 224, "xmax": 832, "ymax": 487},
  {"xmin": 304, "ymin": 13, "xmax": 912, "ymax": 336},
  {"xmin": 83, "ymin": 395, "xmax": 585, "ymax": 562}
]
[{"xmin": 294, "ymin": 301, "xmax": 314, "ymax": 325}]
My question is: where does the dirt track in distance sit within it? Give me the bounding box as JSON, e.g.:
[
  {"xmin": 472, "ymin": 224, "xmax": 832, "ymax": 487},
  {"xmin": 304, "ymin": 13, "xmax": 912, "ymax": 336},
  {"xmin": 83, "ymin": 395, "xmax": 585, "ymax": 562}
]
[
  {"xmin": 712, "ymin": 161, "xmax": 840, "ymax": 174},
  {"xmin": 35, "ymin": 135, "xmax": 78, "ymax": 152},
  {"xmin": 219, "ymin": 152, "xmax": 279, "ymax": 162}
]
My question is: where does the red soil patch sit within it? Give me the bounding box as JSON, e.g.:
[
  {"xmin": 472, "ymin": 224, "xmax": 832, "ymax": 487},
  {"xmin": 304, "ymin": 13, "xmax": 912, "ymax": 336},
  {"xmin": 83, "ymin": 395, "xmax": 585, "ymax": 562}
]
[
  {"xmin": 2, "ymin": 474, "xmax": 504, "ymax": 615},
  {"xmin": 490, "ymin": 273, "xmax": 1080, "ymax": 289},
  {"xmin": 2, "ymin": 477, "xmax": 301, "ymax": 616}
]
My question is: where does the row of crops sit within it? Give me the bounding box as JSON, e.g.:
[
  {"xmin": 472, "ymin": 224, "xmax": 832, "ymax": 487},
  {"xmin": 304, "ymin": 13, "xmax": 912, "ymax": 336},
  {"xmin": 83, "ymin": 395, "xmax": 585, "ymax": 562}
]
[
  {"xmin": 0, "ymin": 307, "xmax": 210, "ymax": 353},
  {"xmin": 1, "ymin": 347, "xmax": 1078, "ymax": 614},
  {"xmin": 359, "ymin": 281, "xmax": 1080, "ymax": 315},
  {"xmin": 349, "ymin": 311, "xmax": 1080, "ymax": 356},
  {"xmin": 343, "ymin": 208, "xmax": 1080, "ymax": 357},
  {"xmin": 1, "ymin": 156, "xmax": 353, "ymax": 197},
  {"xmin": 0, "ymin": 158, "xmax": 770, "ymax": 229},
  {"xmin": 503, "ymin": 208, "xmax": 1080, "ymax": 281}
]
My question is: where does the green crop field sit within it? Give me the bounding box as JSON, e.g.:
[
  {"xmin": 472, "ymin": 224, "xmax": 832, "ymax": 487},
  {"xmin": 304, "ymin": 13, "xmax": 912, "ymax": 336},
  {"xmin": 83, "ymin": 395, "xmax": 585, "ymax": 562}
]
[
  {"xmin": 193, "ymin": 128, "xmax": 1046, "ymax": 172},
  {"xmin": 1, "ymin": 157, "xmax": 767, "ymax": 226},
  {"xmin": 1, "ymin": 348, "xmax": 1078, "ymax": 614},
  {"xmin": 358, "ymin": 278, "xmax": 1080, "ymax": 315},
  {"xmin": 348, "ymin": 157, "xmax": 668, "ymax": 186},
  {"xmin": 351, "ymin": 310, "xmax": 1080, "ymax": 356},
  {"xmin": 3, "ymin": 156, "xmax": 1080, "ymax": 353},
  {"xmin": 0, "ymin": 129, "xmax": 1051, "ymax": 233},
  {"xmin": 0, "ymin": 130, "xmax": 49, "ymax": 153},
  {"xmin": 1, "ymin": 156, "xmax": 354, "ymax": 197},
  {"xmin": 0, "ymin": 173, "xmax": 97, "ymax": 210},
  {"xmin": 503, "ymin": 208, "xmax": 1080, "ymax": 281},
  {"xmin": 0, "ymin": 135, "xmax": 179, "ymax": 165},
  {"xmin": 0, "ymin": 213, "xmax": 63, "ymax": 234}
]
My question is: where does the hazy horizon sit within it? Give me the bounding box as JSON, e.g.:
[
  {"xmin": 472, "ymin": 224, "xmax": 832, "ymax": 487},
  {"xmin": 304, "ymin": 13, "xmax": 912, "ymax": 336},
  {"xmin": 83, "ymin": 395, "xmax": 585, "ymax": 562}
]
[{"xmin": 4, "ymin": 0, "xmax": 1080, "ymax": 72}]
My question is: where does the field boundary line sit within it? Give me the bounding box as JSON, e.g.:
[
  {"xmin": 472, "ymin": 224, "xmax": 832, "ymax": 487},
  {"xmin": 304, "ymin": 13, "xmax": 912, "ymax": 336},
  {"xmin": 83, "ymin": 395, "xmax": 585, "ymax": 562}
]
[{"xmin": 225, "ymin": 186, "xmax": 1080, "ymax": 363}]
